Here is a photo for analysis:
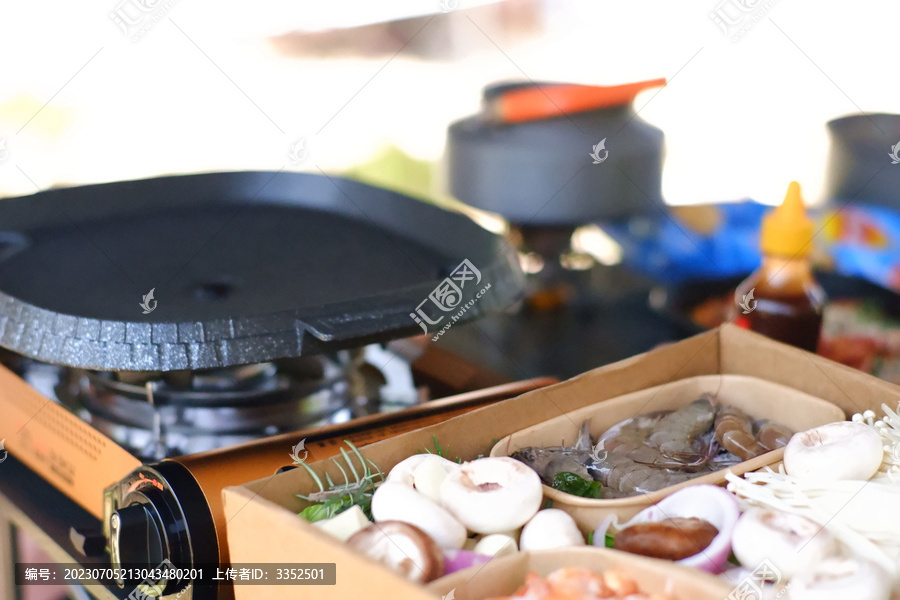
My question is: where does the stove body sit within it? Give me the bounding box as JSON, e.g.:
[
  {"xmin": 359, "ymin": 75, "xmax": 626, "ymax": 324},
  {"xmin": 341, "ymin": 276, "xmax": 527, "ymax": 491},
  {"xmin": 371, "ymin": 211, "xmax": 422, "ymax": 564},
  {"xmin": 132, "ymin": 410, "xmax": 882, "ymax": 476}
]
[{"xmin": 0, "ymin": 172, "xmax": 526, "ymax": 600}]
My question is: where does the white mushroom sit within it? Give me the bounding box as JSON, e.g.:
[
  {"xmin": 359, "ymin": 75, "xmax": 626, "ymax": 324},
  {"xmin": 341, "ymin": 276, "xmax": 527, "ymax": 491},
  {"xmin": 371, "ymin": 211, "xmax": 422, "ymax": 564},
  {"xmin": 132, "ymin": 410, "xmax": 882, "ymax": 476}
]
[
  {"xmin": 387, "ymin": 454, "xmax": 456, "ymax": 483},
  {"xmin": 519, "ymin": 509, "xmax": 585, "ymax": 551},
  {"xmin": 784, "ymin": 422, "xmax": 884, "ymax": 481},
  {"xmin": 411, "ymin": 456, "xmax": 458, "ymax": 503},
  {"xmin": 731, "ymin": 508, "xmax": 838, "ymax": 579},
  {"xmin": 371, "ymin": 481, "xmax": 467, "ymax": 549},
  {"xmin": 385, "ymin": 454, "xmax": 431, "ymax": 486},
  {"xmin": 439, "ymin": 457, "xmax": 543, "ymax": 534},
  {"xmin": 790, "ymin": 555, "xmax": 891, "ymax": 600},
  {"xmin": 473, "ymin": 533, "xmax": 518, "ymax": 558}
]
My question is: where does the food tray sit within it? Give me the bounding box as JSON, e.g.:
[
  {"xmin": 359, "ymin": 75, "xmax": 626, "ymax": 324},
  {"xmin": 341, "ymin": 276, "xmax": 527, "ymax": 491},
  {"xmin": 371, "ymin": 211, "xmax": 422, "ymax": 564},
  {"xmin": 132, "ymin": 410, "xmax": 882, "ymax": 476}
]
[
  {"xmin": 224, "ymin": 325, "xmax": 895, "ymax": 600},
  {"xmin": 490, "ymin": 374, "xmax": 845, "ymax": 530},
  {"xmin": 429, "ymin": 547, "xmax": 731, "ymax": 600}
]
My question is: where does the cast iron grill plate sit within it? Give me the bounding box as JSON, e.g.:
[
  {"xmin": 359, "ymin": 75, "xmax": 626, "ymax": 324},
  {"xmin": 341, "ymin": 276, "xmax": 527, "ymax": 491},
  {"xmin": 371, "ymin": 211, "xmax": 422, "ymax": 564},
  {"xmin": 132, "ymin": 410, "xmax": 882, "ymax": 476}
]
[{"xmin": 0, "ymin": 171, "xmax": 523, "ymax": 371}]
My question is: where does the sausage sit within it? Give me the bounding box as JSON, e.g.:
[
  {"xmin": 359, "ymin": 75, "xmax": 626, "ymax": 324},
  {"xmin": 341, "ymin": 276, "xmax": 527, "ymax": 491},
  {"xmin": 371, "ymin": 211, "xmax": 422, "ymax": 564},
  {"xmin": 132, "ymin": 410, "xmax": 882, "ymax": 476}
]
[{"xmin": 613, "ymin": 517, "xmax": 718, "ymax": 561}]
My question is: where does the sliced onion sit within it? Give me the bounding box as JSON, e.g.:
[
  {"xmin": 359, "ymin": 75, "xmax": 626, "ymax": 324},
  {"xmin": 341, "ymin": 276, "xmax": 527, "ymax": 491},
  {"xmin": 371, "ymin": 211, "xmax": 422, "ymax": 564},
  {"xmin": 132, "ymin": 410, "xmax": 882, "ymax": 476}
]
[
  {"xmin": 592, "ymin": 514, "xmax": 618, "ymax": 548},
  {"xmin": 442, "ymin": 549, "xmax": 492, "ymax": 575}
]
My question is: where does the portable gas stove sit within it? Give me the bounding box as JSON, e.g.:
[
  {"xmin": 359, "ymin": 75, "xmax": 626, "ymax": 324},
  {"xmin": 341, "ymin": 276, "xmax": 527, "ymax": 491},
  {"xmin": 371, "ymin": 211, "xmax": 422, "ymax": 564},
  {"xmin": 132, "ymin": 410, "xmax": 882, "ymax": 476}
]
[{"xmin": 0, "ymin": 171, "xmax": 527, "ymax": 600}]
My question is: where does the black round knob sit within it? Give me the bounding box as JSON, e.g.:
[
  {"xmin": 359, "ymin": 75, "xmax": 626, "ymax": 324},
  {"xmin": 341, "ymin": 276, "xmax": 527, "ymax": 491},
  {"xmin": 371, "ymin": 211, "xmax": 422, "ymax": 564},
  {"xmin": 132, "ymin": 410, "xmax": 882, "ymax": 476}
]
[
  {"xmin": 110, "ymin": 505, "xmax": 164, "ymax": 568},
  {"xmin": 69, "ymin": 527, "xmax": 107, "ymax": 557}
]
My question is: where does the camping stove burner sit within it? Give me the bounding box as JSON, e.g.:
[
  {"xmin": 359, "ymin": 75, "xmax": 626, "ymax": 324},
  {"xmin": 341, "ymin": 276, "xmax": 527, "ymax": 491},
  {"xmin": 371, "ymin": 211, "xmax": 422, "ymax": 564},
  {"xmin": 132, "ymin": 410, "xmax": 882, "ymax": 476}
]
[
  {"xmin": 510, "ymin": 224, "xmax": 595, "ymax": 311},
  {"xmin": 41, "ymin": 348, "xmax": 413, "ymax": 461}
]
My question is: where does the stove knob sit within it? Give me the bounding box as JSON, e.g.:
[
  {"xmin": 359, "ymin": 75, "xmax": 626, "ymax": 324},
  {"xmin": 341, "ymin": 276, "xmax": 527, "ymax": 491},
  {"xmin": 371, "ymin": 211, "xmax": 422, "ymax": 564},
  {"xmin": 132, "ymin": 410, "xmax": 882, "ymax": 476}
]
[
  {"xmin": 110, "ymin": 505, "xmax": 165, "ymax": 569},
  {"xmin": 69, "ymin": 527, "xmax": 106, "ymax": 557}
]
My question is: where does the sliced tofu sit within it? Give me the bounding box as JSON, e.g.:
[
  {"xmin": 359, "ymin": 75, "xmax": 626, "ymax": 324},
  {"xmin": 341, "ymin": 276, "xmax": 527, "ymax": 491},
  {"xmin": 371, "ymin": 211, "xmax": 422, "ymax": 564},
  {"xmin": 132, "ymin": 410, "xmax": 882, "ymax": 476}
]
[{"xmin": 311, "ymin": 505, "xmax": 371, "ymax": 541}]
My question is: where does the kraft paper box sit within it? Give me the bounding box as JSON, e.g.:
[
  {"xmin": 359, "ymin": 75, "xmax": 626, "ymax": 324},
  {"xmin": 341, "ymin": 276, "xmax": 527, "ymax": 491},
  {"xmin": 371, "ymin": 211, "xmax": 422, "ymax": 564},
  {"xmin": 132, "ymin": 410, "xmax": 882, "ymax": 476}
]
[{"xmin": 223, "ymin": 324, "xmax": 900, "ymax": 600}]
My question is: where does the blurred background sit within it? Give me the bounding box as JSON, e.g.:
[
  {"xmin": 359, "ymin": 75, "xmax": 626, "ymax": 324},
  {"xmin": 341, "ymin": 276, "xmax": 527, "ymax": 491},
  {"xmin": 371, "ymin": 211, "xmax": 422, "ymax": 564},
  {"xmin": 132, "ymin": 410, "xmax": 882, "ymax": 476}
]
[
  {"xmin": 1, "ymin": 0, "xmax": 899, "ymax": 381},
  {"xmin": 0, "ymin": 0, "xmax": 897, "ymax": 204}
]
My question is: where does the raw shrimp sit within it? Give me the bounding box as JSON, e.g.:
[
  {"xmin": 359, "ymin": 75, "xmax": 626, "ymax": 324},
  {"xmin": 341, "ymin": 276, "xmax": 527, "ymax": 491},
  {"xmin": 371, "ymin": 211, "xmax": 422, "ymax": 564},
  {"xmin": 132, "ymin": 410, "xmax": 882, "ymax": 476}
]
[
  {"xmin": 598, "ymin": 411, "xmax": 669, "ymax": 454},
  {"xmin": 599, "ymin": 452, "xmax": 716, "ymax": 496},
  {"xmin": 511, "ymin": 421, "xmax": 599, "ymax": 485},
  {"xmin": 600, "ymin": 399, "xmax": 716, "ymax": 471},
  {"xmin": 511, "ymin": 396, "xmax": 790, "ymax": 499},
  {"xmin": 714, "ymin": 405, "xmax": 768, "ymax": 461},
  {"xmin": 599, "ymin": 411, "xmax": 699, "ymax": 469},
  {"xmin": 648, "ymin": 396, "xmax": 716, "ymax": 458},
  {"xmin": 755, "ymin": 419, "xmax": 794, "ymax": 451},
  {"xmin": 589, "ymin": 399, "xmax": 720, "ymax": 494}
]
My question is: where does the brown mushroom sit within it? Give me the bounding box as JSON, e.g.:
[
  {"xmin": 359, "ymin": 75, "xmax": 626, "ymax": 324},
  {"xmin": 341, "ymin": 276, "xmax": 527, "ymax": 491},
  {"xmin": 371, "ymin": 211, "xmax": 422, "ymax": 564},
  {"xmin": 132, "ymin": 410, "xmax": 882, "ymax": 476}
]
[
  {"xmin": 613, "ymin": 517, "xmax": 718, "ymax": 561},
  {"xmin": 346, "ymin": 521, "xmax": 444, "ymax": 583}
]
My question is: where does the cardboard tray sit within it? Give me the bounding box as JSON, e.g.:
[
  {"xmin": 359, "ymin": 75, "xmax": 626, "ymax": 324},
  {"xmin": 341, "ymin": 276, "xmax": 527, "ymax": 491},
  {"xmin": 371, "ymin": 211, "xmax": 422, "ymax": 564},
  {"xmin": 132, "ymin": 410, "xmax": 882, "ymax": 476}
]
[
  {"xmin": 223, "ymin": 325, "xmax": 900, "ymax": 600},
  {"xmin": 428, "ymin": 547, "xmax": 731, "ymax": 600},
  {"xmin": 489, "ymin": 374, "xmax": 845, "ymax": 529}
]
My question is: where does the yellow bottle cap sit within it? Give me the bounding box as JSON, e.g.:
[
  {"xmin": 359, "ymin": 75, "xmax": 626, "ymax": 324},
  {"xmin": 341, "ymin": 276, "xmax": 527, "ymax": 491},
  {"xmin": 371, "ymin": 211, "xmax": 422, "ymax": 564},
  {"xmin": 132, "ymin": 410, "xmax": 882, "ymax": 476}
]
[{"xmin": 760, "ymin": 181, "xmax": 815, "ymax": 257}]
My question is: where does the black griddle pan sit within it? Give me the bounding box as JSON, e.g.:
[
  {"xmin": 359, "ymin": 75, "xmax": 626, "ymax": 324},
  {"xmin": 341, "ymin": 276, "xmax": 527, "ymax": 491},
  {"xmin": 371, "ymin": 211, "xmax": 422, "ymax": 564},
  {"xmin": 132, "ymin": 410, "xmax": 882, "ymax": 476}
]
[{"xmin": 0, "ymin": 171, "xmax": 524, "ymax": 371}]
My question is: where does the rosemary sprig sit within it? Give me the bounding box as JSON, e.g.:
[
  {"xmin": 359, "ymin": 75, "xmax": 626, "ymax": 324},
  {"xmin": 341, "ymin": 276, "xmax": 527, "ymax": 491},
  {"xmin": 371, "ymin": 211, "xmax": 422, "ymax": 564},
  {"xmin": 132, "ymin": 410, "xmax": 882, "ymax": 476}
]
[{"xmin": 293, "ymin": 440, "xmax": 384, "ymax": 523}]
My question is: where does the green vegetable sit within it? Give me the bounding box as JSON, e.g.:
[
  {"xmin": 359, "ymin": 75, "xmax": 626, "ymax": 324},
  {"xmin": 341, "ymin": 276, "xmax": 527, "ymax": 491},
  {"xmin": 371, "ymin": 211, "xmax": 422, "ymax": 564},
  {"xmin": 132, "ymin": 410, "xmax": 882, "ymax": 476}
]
[
  {"xmin": 585, "ymin": 529, "xmax": 614, "ymax": 547},
  {"xmin": 295, "ymin": 441, "xmax": 384, "ymax": 522},
  {"xmin": 423, "ymin": 435, "xmax": 464, "ymax": 463},
  {"xmin": 551, "ymin": 472, "xmax": 603, "ymax": 499},
  {"xmin": 298, "ymin": 503, "xmax": 337, "ymax": 523},
  {"xmin": 424, "ymin": 435, "xmax": 448, "ymax": 458}
]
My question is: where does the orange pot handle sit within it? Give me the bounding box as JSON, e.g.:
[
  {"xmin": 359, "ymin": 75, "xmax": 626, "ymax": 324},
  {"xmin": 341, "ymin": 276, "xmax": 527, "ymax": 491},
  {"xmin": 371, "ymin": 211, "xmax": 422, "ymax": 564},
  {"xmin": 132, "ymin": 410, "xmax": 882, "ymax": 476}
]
[{"xmin": 491, "ymin": 78, "xmax": 666, "ymax": 124}]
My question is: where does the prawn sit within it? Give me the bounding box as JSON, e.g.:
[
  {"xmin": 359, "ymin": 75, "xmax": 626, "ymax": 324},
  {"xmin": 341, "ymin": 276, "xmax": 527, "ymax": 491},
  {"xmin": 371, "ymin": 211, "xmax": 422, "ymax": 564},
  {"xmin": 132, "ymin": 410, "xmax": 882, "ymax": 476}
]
[
  {"xmin": 755, "ymin": 419, "xmax": 794, "ymax": 451},
  {"xmin": 648, "ymin": 395, "xmax": 716, "ymax": 458},
  {"xmin": 601, "ymin": 398, "xmax": 717, "ymax": 471},
  {"xmin": 714, "ymin": 404, "xmax": 768, "ymax": 461},
  {"xmin": 598, "ymin": 452, "xmax": 717, "ymax": 495},
  {"xmin": 510, "ymin": 421, "xmax": 599, "ymax": 484}
]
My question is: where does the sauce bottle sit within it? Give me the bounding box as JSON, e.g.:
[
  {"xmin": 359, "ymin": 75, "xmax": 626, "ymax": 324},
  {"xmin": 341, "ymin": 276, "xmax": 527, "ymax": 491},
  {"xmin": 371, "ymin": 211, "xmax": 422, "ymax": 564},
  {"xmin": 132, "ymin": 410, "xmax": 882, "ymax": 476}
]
[{"xmin": 734, "ymin": 182, "xmax": 826, "ymax": 352}]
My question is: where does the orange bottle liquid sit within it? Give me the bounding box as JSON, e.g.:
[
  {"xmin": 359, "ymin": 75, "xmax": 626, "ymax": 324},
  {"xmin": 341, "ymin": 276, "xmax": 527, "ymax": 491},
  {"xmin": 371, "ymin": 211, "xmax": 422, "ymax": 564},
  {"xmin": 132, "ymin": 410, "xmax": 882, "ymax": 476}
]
[{"xmin": 734, "ymin": 182, "xmax": 826, "ymax": 352}]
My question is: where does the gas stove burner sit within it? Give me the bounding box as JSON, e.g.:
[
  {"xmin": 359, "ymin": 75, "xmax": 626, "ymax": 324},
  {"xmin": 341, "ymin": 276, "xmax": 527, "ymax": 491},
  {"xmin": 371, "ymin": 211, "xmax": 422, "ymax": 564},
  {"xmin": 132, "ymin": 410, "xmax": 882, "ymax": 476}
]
[
  {"xmin": 508, "ymin": 224, "xmax": 596, "ymax": 311},
  {"xmin": 7, "ymin": 345, "xmax": 417, "ymax": 462},
  {"xmin": 59, "ymin": 358, "xmax": 350, "ymax": 461}
]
